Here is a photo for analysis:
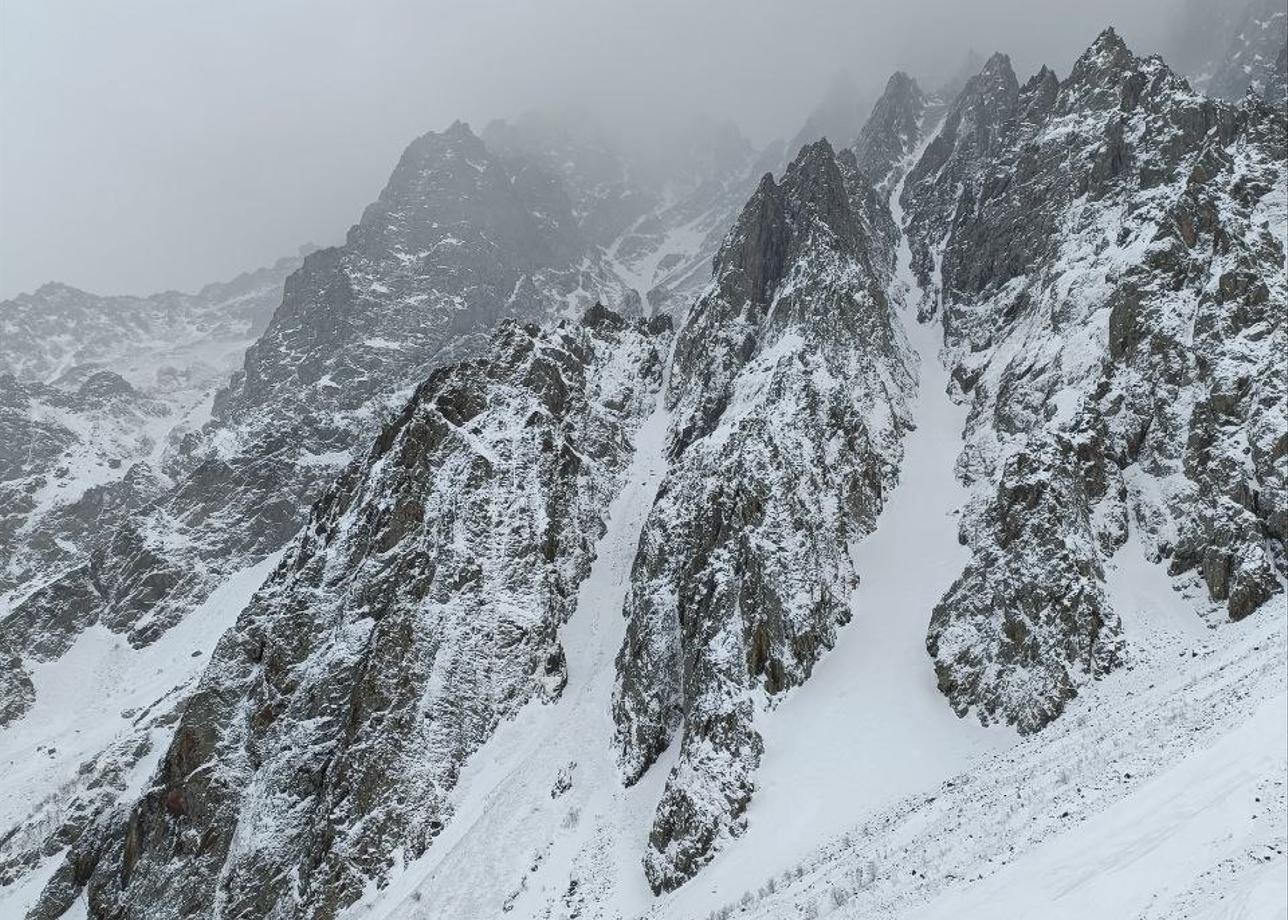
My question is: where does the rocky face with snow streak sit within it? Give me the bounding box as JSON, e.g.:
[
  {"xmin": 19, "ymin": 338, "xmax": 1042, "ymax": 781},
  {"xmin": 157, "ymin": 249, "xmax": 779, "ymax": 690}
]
[
  {"xmin": 612, "ymin": 140, "xmax": 914, "ymax": 892},
  {"xmin": 0, "ymin": 122, "xmax": 630, "ymax": 725},
  {"xmin": 852, "ymin": 71, "xmax": 931, "ymax": 196},
  {"xmin": 29, "ymin": 308, "xmax": 667, "ymax": 919},
  {"xmin": 921, "ymin": 30, "xmax": 1287, "ymax": 732},
  {"xmin": 483, "ymin": 112, "xmax": 776, "ymax": 316},
  {"xmin": 0, "ymin": 373, "xmax": 172, "ymax": 719},
  {"xmin": 900, "ymin": 52, "xmax": 1033, "ymax": 314}
]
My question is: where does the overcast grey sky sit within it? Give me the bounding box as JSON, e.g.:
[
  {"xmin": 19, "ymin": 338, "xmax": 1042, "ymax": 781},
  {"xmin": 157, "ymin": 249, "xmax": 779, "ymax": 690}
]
[{"xmin": 2, "ymin": 0, "xmax": 1194, "ymax": 299}]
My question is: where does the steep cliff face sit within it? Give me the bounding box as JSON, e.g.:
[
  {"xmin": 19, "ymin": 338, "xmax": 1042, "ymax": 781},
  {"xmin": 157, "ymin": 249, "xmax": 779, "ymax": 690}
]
[
  {"xmin": 0, "ymin": 122, "xmax": 627, "ymax": 726},
  {"xmin": 852, "ymin": 71, "xmax": 931, "ymax": 195},
  {"xmin": 612, "ymin": 140, "xmax": 914, "ymax": 892},
  {"xmin": 31, "ymin": 308, "xmax": 667, "ymax": 920},
  {"xmin": 3, "ymin": 25, "xmax": 1286, "ymax": 920},
  {"xmin": 921, "ymin": 30, "xmax": 1288, "ymax": 732},
  {"xmin": 900, "ymin": 52, "xmax": 1024, "ymax": 304}
]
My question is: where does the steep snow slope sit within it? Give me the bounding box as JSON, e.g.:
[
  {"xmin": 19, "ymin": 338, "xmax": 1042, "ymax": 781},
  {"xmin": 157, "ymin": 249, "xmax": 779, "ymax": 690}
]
[
  {"xmin": 349, "ymin": 80, "xmax": 1287, "ymax": 917},
  {"xmin": 3, "ymin": 28, "xmax": 1284, "ymax": 920},
  {"xmin": 45, "ymin": 310, "xmax": 669, "ymax": 920},
  {"xmin": 691, "ymin": 543, "xmax": 1286, "ymax": 920},
  {"xmin": 923, "ymin": 32, "xmax": 1287, "ymax": 735},
  {"xmin": 612, "ymin": 140, "xmax": 916, "ymax": 891},
  {"xmin": 643, "ymin": 136, "xmax": 1012, "ymax": 919},
  {"xmin": 0, "ymin": 552, "xmax": 282, "ymax": 916}
]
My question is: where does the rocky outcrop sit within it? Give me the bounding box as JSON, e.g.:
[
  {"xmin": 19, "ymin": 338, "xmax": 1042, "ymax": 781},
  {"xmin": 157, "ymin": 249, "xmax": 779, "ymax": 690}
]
[
  {"xmin": 0, "ymin": 122, "xmax": 629, "ymax": 727},
  {"xmin": 39, "ymin": 308, "xmax": 666, "ymax": 919},
  {"xmin": 0, "ymin": 253, "xmax": 305, "ymax": 606},
  {"xmin": 852, "ymin": 71, "xmax": 929, "ymax": 195},
  {"xmin": 612, "ymin": 140, "xmax": 914, "ymax": 892},
  {"xmin": 0, "ymin": 373, "xmax": 169, "ymax": 695},
  {"xmin": 921, "ymin": 30, "xmax": 1288, "ymax": 731},
  {"xmin": 900, "ymin": 51, "xmax": 1022, "ymax": 306}
]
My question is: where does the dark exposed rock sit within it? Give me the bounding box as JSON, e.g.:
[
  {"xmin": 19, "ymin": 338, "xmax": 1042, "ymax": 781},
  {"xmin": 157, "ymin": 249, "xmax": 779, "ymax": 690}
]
[
  {"xmin": 60, "ymin": 310, "xmax": 667, "ymax": 919},
  {"xmin": 902, "ymin": 51, "xmax": 1020, "ymax": 307},
  {"xmin": 613, "ymin": 140, "xmax": 913, "ymax": 891},
  {"xmin": 921, "ymin": 31, "xmax": 1287, "ymax": 731},
  {"xmin": 853, "ymin": 71, "xmax": 929, "ymax": 195}
]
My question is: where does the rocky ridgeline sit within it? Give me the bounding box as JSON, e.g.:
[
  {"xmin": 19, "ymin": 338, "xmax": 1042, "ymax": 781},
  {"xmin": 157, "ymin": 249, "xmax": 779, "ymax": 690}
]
[
  {"xmin": 0, "ymin": 113, "xmax": 776, "ymax": 731},
  {"xmin": 0, "ymin": 257, "xmax": 304, "ymax": 603},
  {"xmin": 2, "ymin": 25, "xmax": 1286, "ymax": 918},
  {"xmin": 852, "ymin": 71, "xmax": 934, "ymax": 196},
  {"xmin": 612, "ymin": 140, "xmax": 913, "ymax": 892},
  {"xmin": 0, "ymin": 122, "xmax": 635, "ymax": 727},
  {"xmin": 0, "ymin": 257, "xmax": 303, "ymax": 389},
  {"xmin": 900, "ymin": 51, "xmax": 1028, "ymax": 308},
  {"xmin": 31, "ymin": 308, "xmax": 668, "ymax": 919},
  {"xmin": 917, "ymin": 30, "xmax": 1287, "ymax": 731}
]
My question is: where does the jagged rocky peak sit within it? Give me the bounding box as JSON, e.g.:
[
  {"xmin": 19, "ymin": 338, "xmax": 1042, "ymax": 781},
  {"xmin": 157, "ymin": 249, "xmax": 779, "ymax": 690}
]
[
  {"xmin": 0, "ymin": 110, "xmax": 631, "ymax": 733},
  {"xmin": 353, "ymin": 119, "xmax": 582, "ymax": 268},
  {"xmin": 900, "ymin": 50, "xmax": 1020, "ymax": 298},
  {"xmin": 917, "ymin": 28, "xmax": 1287, "ymax": 733},
  {"xmin": 613, "ymin": 138, "xmax": 913, "ymax": 892},
  {"xmin": 217, "ymin": 118, "xmax": 588, "ymax": 430},
  {"xmin": 1016, "ymin": 64, "xmax": 1060, "ymax": 126},
  {"xmin": 666, "ymin": 139, "xmax": 899, "ymax": 428},
  {"xmin": 853, "ymin": 70, "xmax": 927, "ymax": 194},
  {"xmin": 34, "ymin": 306, "xmax": 669, "ymax": 920}
]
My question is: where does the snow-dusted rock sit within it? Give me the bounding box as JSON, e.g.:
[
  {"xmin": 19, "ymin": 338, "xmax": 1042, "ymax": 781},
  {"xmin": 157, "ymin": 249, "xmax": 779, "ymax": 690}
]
[
  {"xmin": 852, "ymin": 71, "xmax": 932, "ymax": 196},
  {"xmin": 612, "ymin": 140, "xmax": 914, "ymax": 891},
  {"xmin": 922, "ymin": 29, "xmax": 1288, "ymax": 731},
  {"xmin": 32, "ymin": 308, "xmax": 667, "ymax": 919},
  {"xmin": 1, "ymin": 122, "xmax": 633, "ymax": 726},
  {"xmin": 901, "ymin": 52, "xmax": 1024, "ymax": 308},
  {"xmin": 0, "ymin": 256, "xmax": 305, "ymax": 606}
]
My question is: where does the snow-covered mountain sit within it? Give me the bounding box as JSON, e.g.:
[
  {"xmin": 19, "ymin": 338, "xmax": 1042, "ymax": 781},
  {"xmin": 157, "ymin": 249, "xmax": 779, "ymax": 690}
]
[
  {"xmin": 1, "ymin": 23, "xmax": 1285, "ymax": 920},
  {"xmin": 613, "ymin": 139, "xmax": 913, "ymax": 892},
  {"xmin": 917, "ymin": 29, "xmax": 1286, "ymax": 733},
  {"xmin": 0, "ymin": 255, "xmax": 307, "ymax": 692}
]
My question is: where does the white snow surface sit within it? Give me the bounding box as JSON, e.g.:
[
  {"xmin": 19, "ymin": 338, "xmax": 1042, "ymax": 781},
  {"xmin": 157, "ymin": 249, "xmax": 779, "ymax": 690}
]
[{"xmin": 0, "ymin": 553, "xmax": 282, "ymax": 917}]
